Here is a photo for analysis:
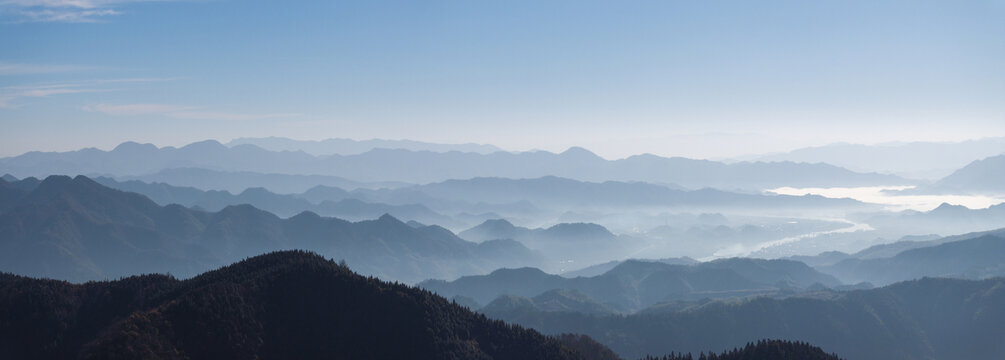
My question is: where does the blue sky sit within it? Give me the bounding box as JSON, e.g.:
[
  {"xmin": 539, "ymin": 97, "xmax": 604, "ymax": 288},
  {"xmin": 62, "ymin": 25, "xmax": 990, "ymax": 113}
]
[{"xmin": 1, "ymin": 0, "xmax": 1003, "ymax": 159}]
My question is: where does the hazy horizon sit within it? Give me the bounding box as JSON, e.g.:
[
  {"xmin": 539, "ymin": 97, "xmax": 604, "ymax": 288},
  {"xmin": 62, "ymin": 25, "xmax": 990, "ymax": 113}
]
[{"xmin": 3, "ymin": 135, "xmax": 1005, "ymax": 162}]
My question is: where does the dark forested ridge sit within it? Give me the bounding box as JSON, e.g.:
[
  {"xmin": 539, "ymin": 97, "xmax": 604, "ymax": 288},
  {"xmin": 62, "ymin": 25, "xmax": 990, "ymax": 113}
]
[
  {"xmin": 640, "ymin": 339, "xmax": 842, "ymax": 360},
  {"xmin": 482, "ymin": 277, "xmax": 1005, "ymax": 360},
  {"xmin": 0, "ymin": 175, "xmax": 540, "ymax": 283},
  {"xmin": 0, "ymin": 250, "xmax": 611, "ymax": 359}
]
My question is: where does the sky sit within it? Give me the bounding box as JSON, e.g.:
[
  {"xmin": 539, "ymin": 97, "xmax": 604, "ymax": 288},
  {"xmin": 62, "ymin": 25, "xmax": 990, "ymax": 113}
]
[{"xmin": 1, "ymin": 0, "xmax": 1004, "ymax": 160}]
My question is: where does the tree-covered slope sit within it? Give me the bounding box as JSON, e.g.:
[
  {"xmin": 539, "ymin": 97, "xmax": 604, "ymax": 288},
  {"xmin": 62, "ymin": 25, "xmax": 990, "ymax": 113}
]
[{"xmin": 0, "ymin": 250, "xmax": 607, "ymax": 359}]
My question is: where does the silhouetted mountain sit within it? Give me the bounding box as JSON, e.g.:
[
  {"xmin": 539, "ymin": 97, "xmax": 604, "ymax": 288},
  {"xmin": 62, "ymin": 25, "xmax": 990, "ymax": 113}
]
[
  {"xmin": 460, "ymin": 218, "xmax": 534, "ymax": 242},
  {"xmin": 120, "ymin": 167, "xmax": 408, "ymax": 193},
  {"xmin": 300, "ymin": 184, "xmax": 351, "ymax": 202},
  {"xmin": 560, "ymin": 258, "xmax": 698, "ymax": 278},
  {"xmin": 0, "ymin": 175, "xmax": 541, "ymax": 283},
  {"xmin": 0, "ymin": 177, "xmax": 31, "ymax": 213},
  {"xmin": 0, "ymin": 140, "xmax": 909, "ymax": 190},
  {"xmin": 0, "ymin": 251, "xmax": 610, "ymax": 359},
  {"xmin": 481, "ymin": 289, "xmax": 618, "ymax": 316},
  {"xmin": 740, "ymin": 138, "xmax": 1005, "ymax": 179},
  {"xmin": 789, "ymin": 230, "xmax": 1000, "ymax": 268},
  {"xmin": 641, "ymin": 339, "xmax": 843, "ymax": 360},
  {"xmin": 483, "ymin": 277, "xmax": 1005, "ymax": 360},
  {"xmin": 228, "ymin": 136, "xmax": 504, "ymax": 155},
  {"xmin": 0, "ymin": 174, "xmax": 16, "ymax": 182},
  {"xmin": 926, "ymin": 154, "xmax": 1005, "ymax": 194},
  {"xmin": 421, "ymin": 258, "xmax": 840, "ymax": 313},
  {"xmin": 94, "ymin": 177, "xmax": 457, "ymax": 227},
  {"xmin": 458, "ymin": 218, "xmax": 645, "ymax": 272},
  {"xmin": 860, "ymin": 202, "xmax": 1005, "ymax": 236},
  {"xmin": 0, "ymin": 140, "xmax": 312, "ymax": 179},
  {"xmin": 821, "ymin": 231, "xmax": 1005, "ymax": 285}
]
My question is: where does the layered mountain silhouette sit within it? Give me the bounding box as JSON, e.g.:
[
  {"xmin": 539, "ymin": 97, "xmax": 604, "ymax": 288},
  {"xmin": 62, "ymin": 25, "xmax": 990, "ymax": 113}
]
[
  {"xmin": 0, "ymin": 250, "xmax": 615, "ymax": 359},
  {"xmin": 420, "ymin": 258, "xmax": 840, "ymax": 313},
  {"xmin": 0, "ymin": 175, "xmax": 541, "ymax": 283},
  {"xmin": 483, "ymin": 277, "xmax": 1005, "ymax": 360},
  {"xmin": 859, "ymin": 202, "xmax": 1005, "ymax": 238},
  {"xmin": 742, "ymin": 138, "xmax": 1005, "ymax": 179},
  {"xmin": 120, "ymin": 167, "xmax": 408, "ymax": 193},
  {"xmin": 0, "ymin": 140, "xmax": 908, "ymax": 190},
  {"xmin": 559, "ymin": 257, "xmax": 698, "ymax": 278},
  {"xmin": 94, "ymin": 177, "xmax": 457, "ymax": 227},
  {"xmin": 819, "ymin": 230, "xmax": 1005, "ymax": 285},
  {"xmin": 925, "ymin": 154, "xmax": 1005, "ymax": 194},
  {"xmin": 227, "ymin": 136, "xmax": 504, "ymax": 155},
  {"xmin": 459, "ymin": 219, "xmax": 644, "ymax": 270}
]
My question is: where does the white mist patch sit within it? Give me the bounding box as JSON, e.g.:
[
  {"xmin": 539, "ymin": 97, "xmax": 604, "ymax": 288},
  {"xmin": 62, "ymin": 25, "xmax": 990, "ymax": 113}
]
[
  {"xmin": 766, "ymin": 186, "xmax": 1005, "ymax": 212},
  {"xmin": 706, "ymin": 219, "xmax": 871, "ymax": 259}
]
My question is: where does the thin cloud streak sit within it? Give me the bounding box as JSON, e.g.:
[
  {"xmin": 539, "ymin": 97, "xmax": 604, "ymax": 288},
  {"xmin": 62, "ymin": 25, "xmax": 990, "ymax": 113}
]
[
  {"xmin": 1, "ymin": 0, "xmax": 178, "ymax": 22},
  {"xmin": 11, "ymin": 7, "xmax": 119, "ymax": 22},
  {"xmin": 85, "ymin": 102, "xmax": 302, "ymax": 121},
  {"xmin": 0, "ymin": 62, "xmax": 94, "ymax": 75},
  {"xmin": 0, "ymin": 83, "xmax": 105, "ymax": 108},
  {"xmin": 83, "ymin": 103, "xmax": 196, "ymax": 115},
  {"xmin": 0, "ymin": 78, "xmax": 172, "ymax": 108}
]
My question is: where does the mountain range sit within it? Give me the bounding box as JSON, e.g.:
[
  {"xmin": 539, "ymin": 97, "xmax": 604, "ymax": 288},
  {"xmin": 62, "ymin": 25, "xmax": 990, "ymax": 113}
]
[
  {"xmin": 0, "ymin": 140, "xmax": 909, "ymax": 190},
  {"xmin": 420, "ymin": 258, "xmax": 841, "ymax": 313},
  {"xmin": 227, "ymin": 136, "xmax": 504, "ymax": 155},
  {"xmin": 458, "ymin": 219, "xmax": 645, "ymax": 270},
  {"xmin": 482, "ymin": 276, "xmax": 1005, "ymax": 360},
  {"xmin": 857, "ymin": 202, "xmax": 1005, "ymax": 237},
  {"xmin": 739, "ymin": 138, "xmax": 1005, "ymax": 179},
  {"xmin": 818, "ymin": 230, "xmax": 1005, "ymax": 285},
  {"xmin": 0, "ymin": 175, "xmax": 540, "ymax": 283},
  {"xmin": 92, "ymin": 176, "xmax": 458, "ymax": 227}
]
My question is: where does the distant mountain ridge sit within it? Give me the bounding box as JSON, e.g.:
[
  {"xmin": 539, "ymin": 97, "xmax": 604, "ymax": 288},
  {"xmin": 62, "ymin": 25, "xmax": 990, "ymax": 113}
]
[
  {"xmin": 227, "ymin": 136, "xmax": 504, "ymax": 155},
  {"xmin": 0, "ymin": 175, "xmax": 541, "ymax": 283},
  {"xmin": 820, "ymin": 231, "xmax": 1005, "ymax": 285},
  {"xmin": 420, "ymin": 258, "xmax": 841, "ymax": 313},
  {"xmin": 740, "ymin": 138, "xmax": 1005, "ymax": 179},
  {"xmin": 0, "ymin": 140, "xmax": 910, "ymax": 190},
  {"xmin": 93, "ymin": 177, "xmax": 458, "ymax": 227},
  {"xmin": 925, "ymin": 154, "xmax": 1005, "ymax": 194}
]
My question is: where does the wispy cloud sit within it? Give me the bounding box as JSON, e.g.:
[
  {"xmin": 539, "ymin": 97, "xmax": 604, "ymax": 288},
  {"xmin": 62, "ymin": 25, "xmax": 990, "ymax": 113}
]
[
  {"xmin": 1, "ymin": 0, "xmax": 171, "ymax": 23},
  {"xmin": 0, "ymin": 83, "xmax": 104, "ymax": 108},
  {"xmin": 0, "ymin": 62, "xmax": 94, "ymax": 75},
  {"xmin": 85, "ymin": 102, "xmax": 302, "ymax": 121},
  {"xmin": 82, "ymin": 103, "xmax": 195, "ymax": 115},
  {"xmin": 0, "ymin": 77, "xmax": 170, "ymax": 108}
]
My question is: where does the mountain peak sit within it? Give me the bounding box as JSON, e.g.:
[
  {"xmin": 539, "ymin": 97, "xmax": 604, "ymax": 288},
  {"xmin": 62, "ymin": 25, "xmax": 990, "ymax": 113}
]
[
  {"xmin": 179, "ymin": 139, "xmax": 227, "ymax": 152},
  {"xmin": 112, "ymin": 141, "xmax": 158, "ymax": 153},
  {"xmin": 377, "ymin": 213, "xmax": 403, "ymax": 223},
  {"xmin": 560, "ymin": 146, "xmax": 601, "ymax": 159},
  {"xmin": 479, "ymin": 218, "xmax": 516, "ymax": 229}
]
